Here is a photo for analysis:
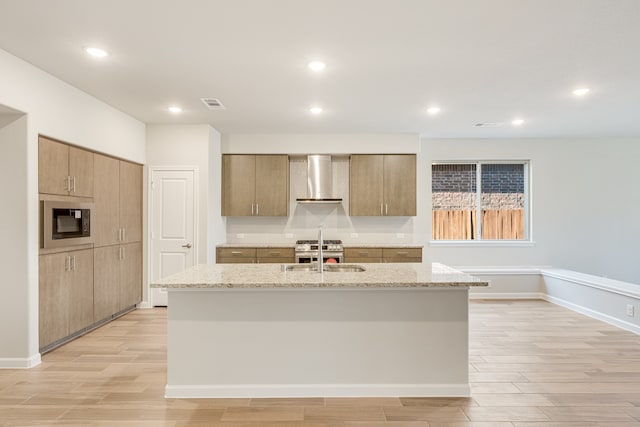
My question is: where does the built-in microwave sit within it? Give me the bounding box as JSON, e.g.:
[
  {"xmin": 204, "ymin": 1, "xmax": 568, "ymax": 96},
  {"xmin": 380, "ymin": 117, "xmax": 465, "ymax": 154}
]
[{"xmin": 42, "ymin": 201, "xmax": 94, "ymax": 248}]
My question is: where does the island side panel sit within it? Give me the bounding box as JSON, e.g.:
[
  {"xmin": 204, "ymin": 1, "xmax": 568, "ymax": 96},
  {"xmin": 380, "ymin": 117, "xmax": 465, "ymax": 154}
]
[{"xmin": 166, "ymin": 288, "xmax": 470, "ymax": 397}]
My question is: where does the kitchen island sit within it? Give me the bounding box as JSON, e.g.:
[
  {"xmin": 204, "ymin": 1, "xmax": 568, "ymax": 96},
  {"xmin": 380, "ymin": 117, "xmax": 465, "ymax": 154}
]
[{"xmin": 152, "ymin": 262, "xmax": 488, "ymax": 398}]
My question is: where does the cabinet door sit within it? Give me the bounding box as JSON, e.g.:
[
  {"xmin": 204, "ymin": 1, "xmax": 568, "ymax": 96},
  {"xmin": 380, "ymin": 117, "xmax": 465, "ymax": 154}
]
[
  {"xmin": 222, "ymin": 155, "xmax": 256, "ymax": 216},
  {"xmin": 68, "ymin": 147, "xmax": 94, "ymax": 198},
  {"xmin": 68, "ymin": 249, "xmax": 94, "ymax": 334},
  {"xmin": 93, "ymin": 245, "xmax": 120, "ymax": 322},
  {"xmin": 255, "ymin": 155, "xmax": 289, "ymax": 216},
  {"xmin": 344, "ymin": 247, "xmax": 383, "ymax": 263},
  {"xmin": 38, "ymin": 137, "xmax": 69, "ymax": 196},
  {"xmin": 39, "ymin": 252, "xmax": 70, "ymax": 348},
  {"xmin": 120, "ymin": 242, "xmax": 142, "ymax": 310},
  {"xmin": 93, "ymin": 154, "xmax": 120, "ymax": 247},
  {"xmin": 119, "ymin": 161, "xmax": 143, "ymax": 243},
  {"xmin": 383, "ymin": 155, "xmax": 416, "ymax": 216},
  {"xmin": 350, "ymin": 155, "xmax": 384, "ymax": 216}
]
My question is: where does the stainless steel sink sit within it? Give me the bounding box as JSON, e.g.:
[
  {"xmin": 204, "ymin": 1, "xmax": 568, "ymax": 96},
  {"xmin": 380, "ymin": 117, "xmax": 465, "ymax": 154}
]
[
  {"xmin": 281, "ymin": 264, "xmax": 366, "ymax": 273},
  {"xmin": 323, "ymin": 265, "xmax": 366, "ymax": 272},
  {"xmin": 281, "ymin": 265, "xmax": 318, "ymax": 272}
]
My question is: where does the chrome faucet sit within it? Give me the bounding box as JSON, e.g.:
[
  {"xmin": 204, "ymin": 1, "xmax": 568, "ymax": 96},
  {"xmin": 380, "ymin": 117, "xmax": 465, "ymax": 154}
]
[{"xmin": 317, "ymin": 226, "xmax": 323, "ymax": 273}]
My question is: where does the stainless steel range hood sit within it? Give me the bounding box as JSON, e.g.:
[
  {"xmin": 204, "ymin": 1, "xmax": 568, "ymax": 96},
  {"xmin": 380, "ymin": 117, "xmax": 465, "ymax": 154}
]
[{"xmin": 296, "ymin": 155, "xmax": 343, "ymax": 203}]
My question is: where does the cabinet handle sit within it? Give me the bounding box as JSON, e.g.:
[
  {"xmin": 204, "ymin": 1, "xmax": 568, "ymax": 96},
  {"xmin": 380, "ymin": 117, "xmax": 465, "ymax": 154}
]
[
  {"xmin": 65, "ymin": 176, "xmax": 71, "ymax": 192},
  {"xmin": 268, "ymin": 251, "xmax": 280, "ymax": 256},
  {"xmin": 72, "ymin": 255, "xmax": 77, "ymax": 271},
  {"xmin": 256, "ymin": 204, "xmax": 259, "ymax": 215},
  {"xmin": 380, "ymin": 204, "xmax": 383, "ymax": 215},
  {"xmin": 397, "ymin": 251, "xmax": 409, "ymax": 256},
  {"xmin": 122, "ymin": 228, "xmax": 126, "ymax": 241},
  {"xmin": 65, "ymin": 255, "xmax": 70, "ymax": 272},
  {"xmin": 358, "ymin": 252, "xmax": 369, "ymax": 256},
  {"xmin": 72, "ymin": 176, "xmax": 76, "ymax": 193},
  {"xmin": 385, "ymin": 204, "xmax": 388, "ymax": 215},
  {"xmin": 231, "ymin": 251, "xmax": 242, "ymax": 255},
  {"xmin": 251, "ymin": 204, "xmax": 254, "ymax": 215}
]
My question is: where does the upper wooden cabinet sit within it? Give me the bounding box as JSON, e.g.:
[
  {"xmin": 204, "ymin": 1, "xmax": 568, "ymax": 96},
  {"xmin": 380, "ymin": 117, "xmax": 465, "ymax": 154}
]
[
  {"xmin": 349, "ymin": 154, "xmax": 416, "ymax": 216},
  {"xmin": 93, "ymin": 153, "xmax": 142, "ymax": 247},
  {"xmin": 222, "ymin": 154, "xmax": 289, "ymax": 216},
  {"xmin": 39, "ymin": 136, "xmax": 94, "ymax": 197}
]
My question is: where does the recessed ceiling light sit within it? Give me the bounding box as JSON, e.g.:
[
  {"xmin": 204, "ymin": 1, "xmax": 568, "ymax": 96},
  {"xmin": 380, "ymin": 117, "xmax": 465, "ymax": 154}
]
[
  {"xmin": 572, "ymin": 87, "xmax": 590, "ymax": 96},
  {"xmin": 167, "ymin": 106, "xmax": 183, "ymax": 113},
  {"xmin": 308, "ymin": 61, "xmax": 326, "ymax": 72},
  {"xmin": 512, "ymin": 119, "xmax": 525, "ymax": 126},
  {"xmin": 309, "ymin": 106, "xmax": 323, "ymax": 114},
  {"xmin": 427, "ymin": 107, "xmax": 441, "ymax": 114},
  {"xmin": 83, "ymin": 46, "xmax": 108, "ymax": 57}
]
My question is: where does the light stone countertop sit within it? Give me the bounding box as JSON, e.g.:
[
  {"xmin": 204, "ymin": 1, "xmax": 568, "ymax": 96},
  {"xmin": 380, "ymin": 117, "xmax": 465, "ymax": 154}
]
[{"xmin": 151, "ymin": 262, "xmax": 487, "ymax": 289}]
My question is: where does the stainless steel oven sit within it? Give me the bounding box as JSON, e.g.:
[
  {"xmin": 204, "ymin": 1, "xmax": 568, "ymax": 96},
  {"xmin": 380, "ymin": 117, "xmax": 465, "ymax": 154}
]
[
  {"xmin": 295, "ymin": 239, "xmax": 344, "ymax": 264},
  {"xmin": 42, "ymin": 200, "xmax": 94, "ymax": 248}
]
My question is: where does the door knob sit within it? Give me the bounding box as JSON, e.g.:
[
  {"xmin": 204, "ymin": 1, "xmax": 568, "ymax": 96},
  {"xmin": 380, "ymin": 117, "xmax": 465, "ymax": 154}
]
[{"xmin": 182, "ymin": 243, "xmax": 192, "ymax": 249}]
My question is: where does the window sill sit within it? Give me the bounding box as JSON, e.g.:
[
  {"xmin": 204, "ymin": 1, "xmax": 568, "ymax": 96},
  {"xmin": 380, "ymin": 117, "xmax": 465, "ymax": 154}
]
[{"xmin": 429, "ymin": 240, "xmax": 535, "ymax": 248}]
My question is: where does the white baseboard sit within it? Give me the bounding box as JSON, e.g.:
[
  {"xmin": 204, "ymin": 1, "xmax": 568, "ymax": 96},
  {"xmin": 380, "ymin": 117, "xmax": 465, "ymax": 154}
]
[
  {"xmin": 0, "ymin": 353, "xmax": 41, "ymax": 369},
  {"xmin": 165, "ymin": 383, "xmax": 470, "ymax": 398},
  {"xmin": 136, "ymin": 300, "xmax": 152, "ymax": 309},
  {"xmin": 470, "ymin": 292, "xmax": 544, "ymax": 300},
  {"xmin": 544, "ymin": 294, "xmax": 640, "ymax": 335}
]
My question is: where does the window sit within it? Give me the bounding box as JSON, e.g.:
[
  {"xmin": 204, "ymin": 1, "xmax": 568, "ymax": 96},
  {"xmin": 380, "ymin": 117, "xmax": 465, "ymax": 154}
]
[{"xmin": 432, "ymin": 161, "xmax": 529, "ymax": 241}]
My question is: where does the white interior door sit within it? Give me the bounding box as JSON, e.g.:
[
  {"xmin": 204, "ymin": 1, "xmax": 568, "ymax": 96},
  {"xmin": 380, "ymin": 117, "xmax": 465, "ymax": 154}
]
[{"xmin": 150, "ymin": 168, "xmax": 196, "ymax": 306}]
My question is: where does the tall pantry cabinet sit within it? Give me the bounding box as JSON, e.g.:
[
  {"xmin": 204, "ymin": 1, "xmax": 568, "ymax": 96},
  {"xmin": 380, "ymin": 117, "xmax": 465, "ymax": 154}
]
[
  {"xmin": 93, "ymin": 153, "xmax": 142, "ymax": 322},
  {"xmin": 38, "ymin": 136, "xmax": 142, "ymax": 352}
]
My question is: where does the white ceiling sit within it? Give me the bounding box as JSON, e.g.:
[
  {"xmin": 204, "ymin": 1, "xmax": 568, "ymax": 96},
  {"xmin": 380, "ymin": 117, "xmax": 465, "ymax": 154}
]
[{"xmin": 1, "ymin": 0, "xmax": 639, "ymax": 138}]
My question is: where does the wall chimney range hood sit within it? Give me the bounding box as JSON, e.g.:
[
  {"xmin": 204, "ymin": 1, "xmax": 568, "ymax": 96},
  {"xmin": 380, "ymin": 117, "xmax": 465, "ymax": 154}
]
[{"xmin": 296, "ymin": 155, "xmax": 342, "ymax": 204}]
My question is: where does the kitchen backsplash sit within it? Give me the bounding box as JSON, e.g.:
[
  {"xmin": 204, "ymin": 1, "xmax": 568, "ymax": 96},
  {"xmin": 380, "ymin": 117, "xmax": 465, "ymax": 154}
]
[{"xmin": 225, "ymin": 156, "xmax": 415, "ymax": 244}]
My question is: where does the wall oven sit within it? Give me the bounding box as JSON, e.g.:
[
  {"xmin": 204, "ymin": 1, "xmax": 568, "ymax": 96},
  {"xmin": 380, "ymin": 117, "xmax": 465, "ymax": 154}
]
[{"xmin": 42, "ymin": 201, "xmax": 94, "ymax": 248}]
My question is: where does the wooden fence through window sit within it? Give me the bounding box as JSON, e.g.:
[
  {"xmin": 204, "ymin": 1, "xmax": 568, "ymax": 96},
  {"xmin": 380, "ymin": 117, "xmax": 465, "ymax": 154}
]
[{"xmin": 432, "ymin": 209, "xmax": 524, "ymax": 240}]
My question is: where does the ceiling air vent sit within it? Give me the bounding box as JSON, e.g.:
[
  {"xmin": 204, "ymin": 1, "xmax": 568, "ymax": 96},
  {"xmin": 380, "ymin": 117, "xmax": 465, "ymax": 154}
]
[
  {"xmin": 201, "ymin": 98, "xmax": 226, "ymax": 110},
  {"xmin": 474, "ymin": 122, "xmax": 503, "ymax": 127}
]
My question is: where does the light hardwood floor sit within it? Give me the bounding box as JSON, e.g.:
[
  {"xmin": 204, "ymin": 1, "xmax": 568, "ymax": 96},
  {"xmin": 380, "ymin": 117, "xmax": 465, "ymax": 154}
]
[{"xmin": 1, "ymin": 300, "xmax": 639, "ymax": 426}]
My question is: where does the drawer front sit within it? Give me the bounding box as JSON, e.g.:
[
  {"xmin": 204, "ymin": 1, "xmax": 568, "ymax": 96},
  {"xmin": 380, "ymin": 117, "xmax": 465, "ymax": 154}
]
[
  {"xmin": 344, "ymin": 257, "xmax": 383, "ymax": 264},
  {"xmin": 344, "ymin": 248, "xmax": 383, "ymax": 258},
  {"xmin": 217, "ymin": 257, "xmax": 255, "ymax": 264},
  {"xmin": 257, "ymin": 256, "xmax": 295, "ymax": 264},
  {"xmin": 382, "ymin": 248, "xmax": 422, "ymax": 259},
  {"xmin": 383, "ymin": 257, "xmax": 422, "ymax": 263},
  {"xmin": 256, "ymin": 248, "xmax": 294, "ymax": 259},
  {"xmin": 217, "ymin": 248, "xmax": 257, "ymax": 259}
]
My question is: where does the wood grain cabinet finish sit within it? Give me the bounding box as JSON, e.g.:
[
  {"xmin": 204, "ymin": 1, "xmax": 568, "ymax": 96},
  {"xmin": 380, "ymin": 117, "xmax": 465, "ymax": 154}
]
[
  {"xmin": 344, "ymin": 247, "xmax": 422, "ymax": 263},
  {"xmin": 256, "ymin": 248, "xmax": 294, "ymax": 264},
  {"xmin": 39, "ymin": 248, "xmax": 94, "ymax": 349},
  {"xmin": 349, "ymin": 154, "xmax": 416, "ymax": 216},
  {"xmin": 216, "ymin": 247, "xmax": 257, "ymax": 264},
  {"xmin": 344, "ymin": 247, "xmax": 383, "ymax": 263},
  {"xmin": 216, "ymin": 247, "xmax": 295, "ymax": 264},
  {"xmin": 382, "ymin": 247, "xmax": 422, "ymax": 263},
  {"xmin": 93, "ymin": 242, "xmax": 142, "ymax": 323},
  {"xmin": 93, "ymin": 154, "xmax": 142, "ymax": 247},
  {"xmin": 222, "ymin": 154, "xmax": 289, "ymax": 216},
  {"xmin": 38, "ymin": 136, "xmax": 94, "ymax": 197}
]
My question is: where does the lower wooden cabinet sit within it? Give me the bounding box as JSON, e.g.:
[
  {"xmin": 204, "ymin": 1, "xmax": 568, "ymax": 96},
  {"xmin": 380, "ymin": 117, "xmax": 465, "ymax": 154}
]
[
  {"xmin": 39, "ymin": 248, "xmax": 94, "ymax": 349},
  {"xmin": 344, "ymin": 248, "xmax": 383, "ymax": 263},
  {"xmin": 94, "ymin": 243, "xmax": 142, "ymax": 322},
  {"xmin": 344, "ymin": 247, "xmax": 422, "ymax": 263},
  {"xmin": 216, "ymin": 247, "xmax": 294, "ymax": 264}
]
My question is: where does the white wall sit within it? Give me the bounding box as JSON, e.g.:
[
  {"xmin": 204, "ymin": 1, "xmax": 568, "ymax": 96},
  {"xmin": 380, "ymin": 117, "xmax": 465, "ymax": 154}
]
[
  {"xmin": 0, "ymin": 49, "xmax": 145, "ymax": 366},
  {"xmin": 420, "ymin": 138, "xmax": 640, "ymax": 285},
  {"xmin": 145, "ymin": 125, "xmax": 225, "ymax": 269}
]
